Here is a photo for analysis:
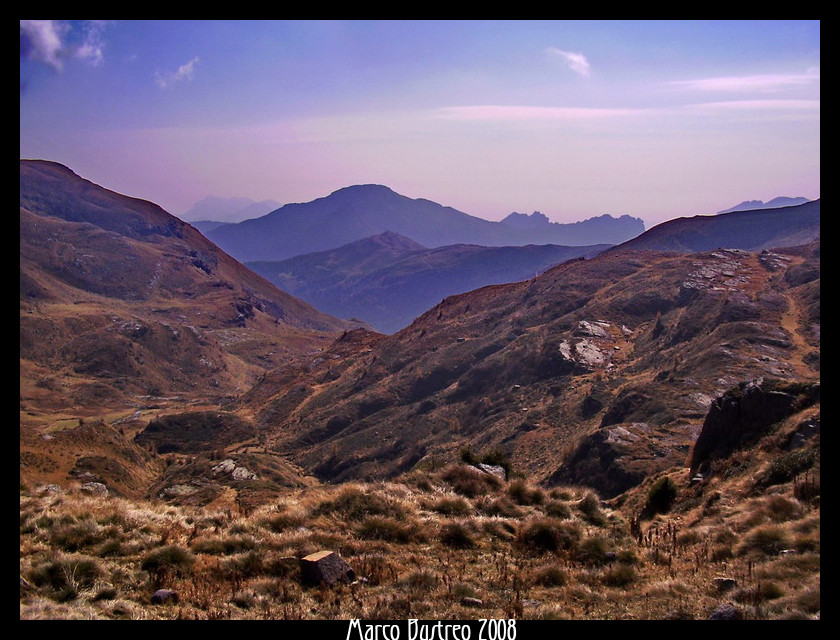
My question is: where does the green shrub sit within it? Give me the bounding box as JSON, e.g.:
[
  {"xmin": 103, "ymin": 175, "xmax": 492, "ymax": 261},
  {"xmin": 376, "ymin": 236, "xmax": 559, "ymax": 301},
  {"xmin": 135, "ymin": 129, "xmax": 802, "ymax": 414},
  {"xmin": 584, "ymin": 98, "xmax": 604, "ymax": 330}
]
[
  {"xmin": 759, "ymin": 449, "xmax": 817, "ymax": 487},
  {"xmin": 646, "ymin": 477, "xmax": 678, "ymax": 515}
]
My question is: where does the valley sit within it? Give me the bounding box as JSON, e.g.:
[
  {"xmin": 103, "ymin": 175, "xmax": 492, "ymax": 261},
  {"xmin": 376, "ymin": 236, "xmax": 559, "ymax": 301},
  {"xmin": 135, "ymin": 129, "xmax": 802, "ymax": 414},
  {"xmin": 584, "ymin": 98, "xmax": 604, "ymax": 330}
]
[{"xmin": 19, "ymin": 160, "xmax": 820, "ymax": 621}]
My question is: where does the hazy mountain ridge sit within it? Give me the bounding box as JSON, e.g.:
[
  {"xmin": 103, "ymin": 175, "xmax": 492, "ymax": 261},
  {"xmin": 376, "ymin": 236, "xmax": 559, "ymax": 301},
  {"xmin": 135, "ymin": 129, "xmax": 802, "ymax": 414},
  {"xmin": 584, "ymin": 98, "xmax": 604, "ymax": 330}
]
[
  {"xmin": 206, "ymin": 184, "xmax": 646, "ymax": 262},
  {"xmin": 248, "ymin": 232, "xmax": 610, "ymax": 333},
  {"xmin": 609, "ymin": 199, "xmax": 820, "ymax": 254},
  {"xmin": 717, "ymin": 196, "xmax": 811, "ymax": 214},
  {"xmin": 181, "ymin": 195, "xmax": 282, "ymax": 223}
]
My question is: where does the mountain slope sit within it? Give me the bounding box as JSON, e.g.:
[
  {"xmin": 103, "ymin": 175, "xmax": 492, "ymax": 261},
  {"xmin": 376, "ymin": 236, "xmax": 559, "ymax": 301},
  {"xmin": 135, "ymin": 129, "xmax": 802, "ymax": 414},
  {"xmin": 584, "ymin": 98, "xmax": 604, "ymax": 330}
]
[
  {"xmin": 233, "ymin": 240, "xmax": 819, "ymax": 494},
  {"xmin": 20, "ymin": 159, "xmax": 357, "ymax": 416},
  {"xmin": 248, "ymin": 232, "xmax": 610, "ymax": 333},
  {"xmin": 206, "ymin": 184, "xmax": 645, "ymax": 262},
  {"xmin": 611, "ymin": 200, "xmax": 820, "ymax": 254}
]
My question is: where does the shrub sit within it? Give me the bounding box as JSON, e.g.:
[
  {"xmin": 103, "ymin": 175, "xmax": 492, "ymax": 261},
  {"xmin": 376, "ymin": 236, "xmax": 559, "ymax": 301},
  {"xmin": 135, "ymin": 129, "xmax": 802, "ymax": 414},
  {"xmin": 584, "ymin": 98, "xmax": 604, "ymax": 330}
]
[
  {"xmin": 577, "ymin": 492, "xmax": 607, "ymax": 526},
  {"xmin": 399, "ymin": 570, "xmax": 440, "ymax": 591},
  {"xmin": 191, "ymin": 535, "xmax": 257, "ymax": 555},
  {"xmin": 531, "ymin": 564, "xmax": 568, "ymax": 587},
  {"xmin": 576, "ymin": 536, "xmax": 611, "ymax": 565},
  {"xmin": 439, "ymin": 522, "xmax": 476, "ymax": 549},
  {"xmin": 759, "ymin": 449, "xmax": 817, "ymax": 487},
  {"xmin": 355, "ymin": 516, "xmax": 417, "ymax": 543},
  {"xmin": 29, "ymin": 554, "xmax": 104, "ymax": 601},
  {"xmin": 140, "ymin": 545, "xmax": 195, "ymax": 583},
  {"xmin": 479, "ymin": 496, "xmax": 524, "ymax": 518},
  {"xmin": 48, "ymin": 519, "xmax": 102, "ymax": 551},
  {"xmin": 429, "ymin": 496, "xmax": 473, "ymax": 516},
  {"xmin": 544, "ymin": 500, "xmax": 572, "ymax": 519},
  {"xmin": 315, "ymin": 486, "xmax": 403, "ymax": 521},
  {"xmin": 441, "ymin": 465, "xmax": 501, "ymax": 498},
  {"xmin": 260, "ymin": 512, "xmax": 305, "ymax": 533},
  {"xmin": 508, "ymin": 480, "xmax": 545, "ymax": 506},
  {"xmin": 646, "ymin": 477, "xmax": 678, "ymax": 515},
  {"xmin": 516, "ymin": 518, "xmax": 581, "ymax": 554},
  {"xmin": 737, "ymin": 525, "xmax": 792, "ymax": 557},
  {"xmin": 601, "ymin": 564, "xmax": 636, "ymax": 588}
]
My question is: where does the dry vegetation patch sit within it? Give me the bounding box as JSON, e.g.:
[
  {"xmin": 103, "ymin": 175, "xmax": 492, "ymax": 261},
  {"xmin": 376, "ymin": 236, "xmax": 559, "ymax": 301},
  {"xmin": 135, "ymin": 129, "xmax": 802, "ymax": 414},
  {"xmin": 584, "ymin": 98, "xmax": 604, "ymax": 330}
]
[{"xmin": 20, "ymin": 456, "xmax": 819, "ymax": 620}]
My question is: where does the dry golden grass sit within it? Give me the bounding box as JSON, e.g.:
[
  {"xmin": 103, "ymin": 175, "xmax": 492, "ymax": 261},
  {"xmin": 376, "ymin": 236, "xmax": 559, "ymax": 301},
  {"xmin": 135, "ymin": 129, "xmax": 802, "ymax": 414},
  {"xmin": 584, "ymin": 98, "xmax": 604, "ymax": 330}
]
[{"xmin": 20, "ymin": 457, "xmax": 820, "ymax": 621}]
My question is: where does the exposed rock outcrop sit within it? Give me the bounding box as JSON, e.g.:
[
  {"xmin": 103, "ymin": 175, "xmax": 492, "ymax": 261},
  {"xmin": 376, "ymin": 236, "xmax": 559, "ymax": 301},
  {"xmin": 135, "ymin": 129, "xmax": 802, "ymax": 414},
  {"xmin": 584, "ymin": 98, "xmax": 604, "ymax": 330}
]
[{"xmin": 688, "ymin": 379, "xmax": 820, "ymax": 476}]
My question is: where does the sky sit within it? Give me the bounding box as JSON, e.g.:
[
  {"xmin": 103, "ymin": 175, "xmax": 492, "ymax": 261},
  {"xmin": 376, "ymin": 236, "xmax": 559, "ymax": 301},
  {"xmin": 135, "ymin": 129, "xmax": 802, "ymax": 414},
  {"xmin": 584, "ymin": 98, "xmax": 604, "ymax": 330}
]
[{"xmin": 20, "ymin": 20, "xmax": 820, "ymax": 228}]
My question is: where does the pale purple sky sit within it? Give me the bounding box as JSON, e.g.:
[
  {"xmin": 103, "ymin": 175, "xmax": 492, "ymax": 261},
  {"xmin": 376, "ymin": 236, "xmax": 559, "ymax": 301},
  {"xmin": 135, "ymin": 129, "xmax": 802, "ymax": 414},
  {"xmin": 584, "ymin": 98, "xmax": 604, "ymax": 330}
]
[{"xmin": 20, "ymin": 20, "xmax": 820, "ymax": 227}]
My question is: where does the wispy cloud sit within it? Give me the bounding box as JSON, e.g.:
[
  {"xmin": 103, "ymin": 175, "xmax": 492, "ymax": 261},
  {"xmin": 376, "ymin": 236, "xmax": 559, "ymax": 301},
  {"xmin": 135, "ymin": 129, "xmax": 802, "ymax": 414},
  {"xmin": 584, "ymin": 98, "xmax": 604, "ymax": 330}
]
[
  {"xmin": 434, "ymin": 105, "xmax": 644, "ymax": 122},
  {"xmin": 546, "ymin": 47, "xmax": 592, "ymax": 77},
  {"xmin": 155, "ymin": 56, "xmax": 201, "ymax": 89},
  {"xmin": 75, "ymin": 20, "xmax": 110, "ymax": 67},
  {"xmin": 20, "ymin": 20, "xmax": 66, "ymax": 70},
  {"xmin": 668, "ymin": 68, "xmax": 820, "ymax": 93}
]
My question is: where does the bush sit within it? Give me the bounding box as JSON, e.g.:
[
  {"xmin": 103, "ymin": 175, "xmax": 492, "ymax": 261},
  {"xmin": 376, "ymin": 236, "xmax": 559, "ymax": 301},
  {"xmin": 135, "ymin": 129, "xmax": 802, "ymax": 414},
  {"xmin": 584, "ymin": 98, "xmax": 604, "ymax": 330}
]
[
  {"xmin": 577, "ymin": 492, "xmax": 607, "ymax": 525},
  {"xmin": 737, "ymin": 525, "xmax": 792, "ymax": 557},
  {"xmin": 441, "ymin": 465, "xmax": 501, "ymax": 498},
  {"xmin": 646, "ymin": 477, "xmax": 678, "ymax": 515},
  {"xmin": 439, "ymin": 522, "xmax": 476, "ymax": 549},
  {"xmin": 516, "ymin": 518, "xmax": 581, "ymax": 554},
  {"xmin": 429, "ymin": 496, "xmax": 473, "ymax": 516},
  {"xmin": 544, "ymin": 500, "xmax": 572, "ymax": 519},
  {"xmin": 191, "ymin": 535, "xmax": 257, "ymax": 555},
  {"xmin": 30, "ymin": 554, "xmax": 104, "ymax": 601},
  {"xmin": 141, "ymin": 545, "xmax": 195, "ymax": 583},
  {"xmin": 601, "ymin": 564, "xmax": 637, "ymax": 588},
  {"xmin": 508, "ymin": 480, "xmax": 545, "ymax": 506},
  {"xmin": 531, "ymin": 564, "xmax": 568, "ymax": 587},
  {"xmin": 759, "ymin": 449, "xmax": 817, "ymax": 487},
  {"xmin": 314, "ymin": 486, "xmax": 404, "ymax": 521},
  {"xmin": 355, "ymin": 516, "xmax": 417, "ymax": 543},
  {"xmin": 576, "ymin": 536, "xmax": 611, "ymax": 565}
]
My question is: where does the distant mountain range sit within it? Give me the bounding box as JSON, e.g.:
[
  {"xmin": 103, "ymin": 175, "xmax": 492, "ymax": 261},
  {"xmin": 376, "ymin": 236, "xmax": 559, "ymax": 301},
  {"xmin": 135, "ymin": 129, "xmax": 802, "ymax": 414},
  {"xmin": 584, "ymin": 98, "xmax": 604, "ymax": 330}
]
[
  {"xmin": 182, "ymin": 195, "xmax": 282, "ymax": 224},
  {"xmin": 717, "ymin": 196, "xmax": 810, "ymax": 214},
  {"xmin": 203, "ymin": 184, "xmax": 646, "ymax": 262},
  {"xmin": 248, "ymin": 232, "xmax": 609, "ymax": 333}
]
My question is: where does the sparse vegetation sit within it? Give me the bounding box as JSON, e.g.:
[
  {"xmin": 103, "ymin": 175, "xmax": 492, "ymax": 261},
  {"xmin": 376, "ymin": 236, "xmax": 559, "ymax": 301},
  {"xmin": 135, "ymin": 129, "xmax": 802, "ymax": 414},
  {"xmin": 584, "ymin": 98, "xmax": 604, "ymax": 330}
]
[{"xmin": 20, "ymin": 443, "xmax": 820, "ymax": 621}]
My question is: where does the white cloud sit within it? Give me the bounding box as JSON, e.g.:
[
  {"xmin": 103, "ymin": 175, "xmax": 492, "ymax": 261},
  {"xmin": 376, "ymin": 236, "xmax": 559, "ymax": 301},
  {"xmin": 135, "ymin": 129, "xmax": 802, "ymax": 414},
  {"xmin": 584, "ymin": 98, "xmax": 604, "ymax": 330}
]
[
  {"xmin": 20, "ymin": 20, "xmax": 66, "ymax": 70},
  {"xmin": 546, "ymin": 47, "xmax": 592, "ymax": 77},
  {"xmin": 155, "ymin": 56, "xmax": 201, "ymax": 88},
  {"xmin": 668, "ymin": 68, "xmax": 819, "ymax": 93}
]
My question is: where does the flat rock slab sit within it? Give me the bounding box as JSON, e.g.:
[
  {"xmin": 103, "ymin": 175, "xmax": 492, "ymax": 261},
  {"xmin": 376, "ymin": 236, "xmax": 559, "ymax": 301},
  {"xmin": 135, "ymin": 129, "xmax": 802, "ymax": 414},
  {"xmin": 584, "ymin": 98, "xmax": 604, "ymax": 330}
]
[{"xmin": 299, "ymin": 550, "xmax": 356, "ymax": 586}]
